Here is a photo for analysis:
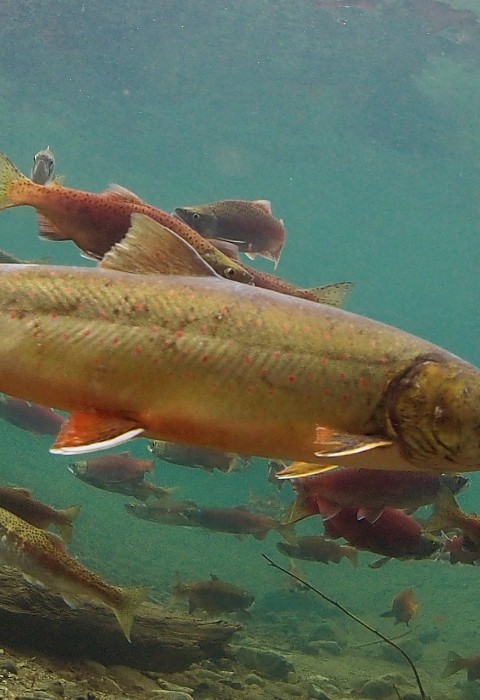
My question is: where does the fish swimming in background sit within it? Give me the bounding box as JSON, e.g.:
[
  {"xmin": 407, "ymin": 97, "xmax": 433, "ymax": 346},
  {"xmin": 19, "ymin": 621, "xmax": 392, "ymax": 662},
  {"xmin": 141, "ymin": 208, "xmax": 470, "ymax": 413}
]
[
  {"xmin": 174, "ymin": 199, "xmax": 287, "ymax": 267},
  {"xmin": 210, "ymin": 238, "xmax": 355, "ymax": 305},
  {"xmin": 285, "ymin": 469, "xmax": 468, "ymax": 524},
  {"xmin": 0, "ymin": 213, "xmax": 480, "ymax": 476},
  {"xmin": 125, "ymin": 499, "xmax": 199, "ymax": 526},
  {"xmin": 425, "ymin": 486, "xmax": 480, "ymax": 549},
  {"xmin": 442, "ymin": 534, "xmax": 480, "ymax": 565},
  {"xmin": 380, "ymin": 587, "xmax": 419, "ymax": 625},
  {"xmin": 171, "ymin": 573, "xmax": 254, "ymax": 615},
  {"xmin": 68, "ymin": 461, "xmax": 173, "ymax": 502},
  {"xmin": 70, "ymin": 452, "xmax": 154, "ymax": 482},
  {"xmin": 0, "ymin": 506, "xmax": 150, "ymax": 640},
  {"xmin": 0, "ymin": 396, "xmax": 64, "ymax": 437},
  {"xmin": 0, "ymin": 249, "xmax": 50, "ymax": 265},
  {"xmin": 0, "ymin": 152, "xmax": 252, "ymax": 284},
  {"xmin": 443, "ymin": 651, "xmax": 480, "ymax": 681},
  {"xmin": 149, "ymin": 440, "xmax": 251, "ymax": 474},
  {"xmin": 179, "ymin": 504, "xmax": 297, "ymax": 542},
  {"xmin": 277, "ymin": 534, "xmax": 358, "ymax": 567},
  {"xmin": 30, "ymin": 147, "xmax": 56, "ymax": 185},
  {"xmin": 0, "ymin": 486, "xmax": 80, "ymax": 543},
  {"xmin": 321, "ymin": 505, "xmax": 441, "ymax": 561}
]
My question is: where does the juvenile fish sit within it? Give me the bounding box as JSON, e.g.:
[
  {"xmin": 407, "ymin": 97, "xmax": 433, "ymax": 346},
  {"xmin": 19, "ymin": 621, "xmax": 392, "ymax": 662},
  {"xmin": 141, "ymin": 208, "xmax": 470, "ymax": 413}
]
[
  {"xmin": 425, "ymin": 486, "xmax": 480, "ymax": 549},
  {"xmin": 180, "ymin": 504, "xmax": 297, "ymax": 542},
  {"xmin": 0, "ymin": 486, "xmax": 80, "ymax": 543},
  {"xmin": 277, "ymin": 535, "xmax": 358, "ymax": 567},
  {"xmin": 71, "ymin": 452, "xmax": 154, "ymax": 482},
  {"xmin": 171, "ymin": 572, "xmax": 254, "ymax": 615},
  {"xmin": 0, "ymin": 152, "xmax": 252, "ymax": 284},
  {"xmin": 31, "ymin": 147, "xmax": 56, "ymax": 185},
  {"xmin": 0, "ymin": 506, "xmax": 150, "ymax": 639},
  {"xmin": 380, "ymin": 587, "xmax": 419, "ymax": 625},
  {"xmin": 125, "ymin": 499, "xmax": 199, "ymax": 527},
  {"xmin": 68, "ymin": 462, "xmax": 172, "ymax": 503},
  {"xmin": 149, "ymin": 440, "xmax": 251, "ymax": 473},
  {"xmin": 175, "ymin": 199, "xmax": 287, "ymax": 266}
]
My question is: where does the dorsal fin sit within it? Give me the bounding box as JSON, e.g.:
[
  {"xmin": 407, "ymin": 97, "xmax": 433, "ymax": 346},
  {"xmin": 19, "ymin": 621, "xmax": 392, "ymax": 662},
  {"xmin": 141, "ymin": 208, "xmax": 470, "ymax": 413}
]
[
  {"xmin": 206, "ymin": 238, "xmax": 241, "ymax": 262},
  {"xmin": 306, "ymin": 282, "xmax": 355, "ymax": 308},
  {"xmin": 103, "ymin": 183, "xmax": 146, "ymax": 204},
  {"xmin": 99, "ymin": 213, "xmax": 221, "ymax": 277},
  {"xmin": 254, "ymin": 199, "xmax": 272, "ymax": 214}
]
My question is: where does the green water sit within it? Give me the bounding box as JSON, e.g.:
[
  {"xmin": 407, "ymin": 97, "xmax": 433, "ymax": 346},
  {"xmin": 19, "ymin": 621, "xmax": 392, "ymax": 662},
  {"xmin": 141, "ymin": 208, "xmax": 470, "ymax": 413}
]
[{"xmin": 1, "ymin": 0, "xmax": 480, "ymax": 691}]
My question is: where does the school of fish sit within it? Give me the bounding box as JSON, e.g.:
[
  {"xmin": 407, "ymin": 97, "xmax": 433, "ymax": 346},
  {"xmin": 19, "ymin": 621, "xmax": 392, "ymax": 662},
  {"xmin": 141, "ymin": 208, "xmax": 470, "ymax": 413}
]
[{"xmin": 0, "ymin": 146, "xmax": 478, "ymax": 657}]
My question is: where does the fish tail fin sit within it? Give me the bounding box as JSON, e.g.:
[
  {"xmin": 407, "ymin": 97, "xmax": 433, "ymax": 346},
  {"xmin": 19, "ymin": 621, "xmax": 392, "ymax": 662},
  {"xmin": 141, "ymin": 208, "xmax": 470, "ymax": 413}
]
[
  {"xmin": 306, "ymin": 282, "xmax": 355, "ymax": 308},
  {"xmin": 170, "ymin": 572, "xmax": 186, "ymax": 607},
  {"xmin": 344, "ymin": 547, "xmax": 359, "ymax": 568},
  {"xmin": 443, "ymin": 651, "xmax": 465, "ymax": 678},
  {"xmin": 425, "ymin": 485, "xmax": 461, "ymax": 534},
  {"xmin": 114, "ymin": 584, "xmax": 151, "ymax": 642},
  {"xmin": 56, "ymin": 504, "xmax": 81, "ymax": 543},
  {"xmin": 275, "ymin": 522, "xmax": 297, "ymax": 545},
  {"xmin": 283, "ymin": 494, "xmax": 315, "ymax": 525},
  {"xmin": 0, "ymin": 152, "xmax": 30, "ymax": 210}
]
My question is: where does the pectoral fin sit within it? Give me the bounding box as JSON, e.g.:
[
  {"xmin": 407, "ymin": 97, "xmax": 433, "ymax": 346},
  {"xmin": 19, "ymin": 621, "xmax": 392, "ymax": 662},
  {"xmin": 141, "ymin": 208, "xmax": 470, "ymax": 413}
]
[
  {"xmin": 100, "ymin": 213, "xmax": 221, "ymax": 277},
  {"xmin": 276, "ymin": 462, "xmax": 341, "ymax": 480},
  {"xmin": 50, "ymin": 411, "xmax": 144, "ymax": 455},
  {"xmin": 307, "ymin": 282, "xmax": 355, "ymax": 308},
  {"xmin": 314, "ymin": 427, "xmax": 392, "ymax": 457}
]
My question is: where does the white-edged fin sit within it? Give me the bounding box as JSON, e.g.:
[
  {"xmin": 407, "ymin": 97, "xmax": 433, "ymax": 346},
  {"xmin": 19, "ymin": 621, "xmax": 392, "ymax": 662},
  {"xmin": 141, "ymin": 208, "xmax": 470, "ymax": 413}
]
[
  {"xmin": 100, "ymin": 213, "xmax": 220, "ymax": 277},
  {"xmin": 245, "ymin": 252, "xmax": 257, "ymax": 261},
  {"xmin": 254, "ymin": 199, "xmax": 273, "ymax": 214},
  {"xmin": 314, "ymin": 427, "xmax": 392, "ymax": 457},
  {"xmin": 50, "ymin": 428, "xmax": 144, "ymax": 455}
]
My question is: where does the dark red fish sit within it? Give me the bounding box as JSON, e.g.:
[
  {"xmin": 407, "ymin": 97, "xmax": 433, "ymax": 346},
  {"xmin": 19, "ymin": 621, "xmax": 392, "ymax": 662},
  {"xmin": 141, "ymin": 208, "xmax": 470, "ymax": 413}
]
[
  {"xmin": 443, "ymin": 534, "xmax": 480, "ymax": 565},
  {"xmin": 0, "ymin": 396, "xmax": 64, "ymax": 436},
  {"xmin": 287, "ymin": 469, "xmax": 467, "ymax": 524},
  {"xmin": 322, "ymin": 506, "xmax": 440, "ymax": 560}
]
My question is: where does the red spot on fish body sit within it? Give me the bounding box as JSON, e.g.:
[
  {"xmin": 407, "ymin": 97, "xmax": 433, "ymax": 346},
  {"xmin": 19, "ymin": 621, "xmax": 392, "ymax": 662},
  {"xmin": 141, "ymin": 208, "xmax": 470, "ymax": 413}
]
[
  {"xmin": 10, "ymin": 312, "xmax": 16, "ymax": 319},
  {"xmin": 289, "ymin": 375, "xmax": 296, "ymax": 383},
  {"xmin": 51, "ymin": 313, "xmax": 58, "ymax": 319},
  {"xmin": 63, "ymin": 333, "xmax": 69, "ymax": 341},
  {"xmin": 273, "ymin": 351, "xmax": 281, "ymax": 359},
  {"xmin": 202, "ymin": 354, "xmax": 209, "ymax": 362},
  {"xmin": 245, "ymin": 356, "xmax": 252, "ymax": 364},
  {"xmin": 361, "ymin": 378, "xmax": 368, "ymax": 387},
  {"xmin": 176, "ymin": 331, "xmax": 183, "ymax": 338}
]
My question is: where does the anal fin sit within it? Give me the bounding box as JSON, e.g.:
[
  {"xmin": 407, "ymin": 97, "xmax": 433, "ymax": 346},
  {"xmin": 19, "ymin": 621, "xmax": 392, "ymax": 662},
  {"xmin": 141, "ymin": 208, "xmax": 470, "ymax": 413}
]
[
  {"xmin": 50, "ymin": 411, "xmax": 144, "ymax": 455},
  {"xmin": 314, "ymin": 427, "xmax": 392, "ymax": 457}
]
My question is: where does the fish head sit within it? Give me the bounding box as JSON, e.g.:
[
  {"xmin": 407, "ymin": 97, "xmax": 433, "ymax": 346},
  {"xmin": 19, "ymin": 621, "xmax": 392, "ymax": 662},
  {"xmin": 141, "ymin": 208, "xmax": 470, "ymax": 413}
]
[
  {"xmin": 440, "ymin": 473, "xmax": 469, "ymax": 496},
  {"xmin": 31, "ymin": 147, "xmax": 55, "ymax": 185},
  {"xmin": 386, "ymin": 355, "xmax": 480, "ymax": 472},
  {"xmin": 173, "ymin": 207, "xmax": 217, "ymax": 237},
  {"xmin": 67, "ymin": 460, "xmax": 87, "ymax": 477}
]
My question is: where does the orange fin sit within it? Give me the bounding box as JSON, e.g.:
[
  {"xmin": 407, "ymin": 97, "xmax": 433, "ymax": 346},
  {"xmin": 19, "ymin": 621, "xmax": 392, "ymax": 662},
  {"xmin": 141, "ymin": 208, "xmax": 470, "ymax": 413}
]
[
  {"xmin": 37, "ymin": 213, "xmax": 68, "ymax": 241},
  {"xmin": 307, "ymin": 282, "xmax": 355, "ymax": 308},
  {"xmin": 50, "ymin": 411, "xmax": 144, "ymax": 455},
  {"xmin": 283, "ymin": 495, "xmax": 317, "ymax": 524},
  {"xmin": 314, "ymin": 427, "xmax": 392, "ymax": 457},
  {"xmin": 276, "ymin": 462, "xmax": 341, "ymax": 480},
  {"xmin": 103, "ymin": 183, "xmax": 146, "ymax": 203},
  {"xmin": 100, "ymin": 213, "xmax": 220, "ymax": 277}
]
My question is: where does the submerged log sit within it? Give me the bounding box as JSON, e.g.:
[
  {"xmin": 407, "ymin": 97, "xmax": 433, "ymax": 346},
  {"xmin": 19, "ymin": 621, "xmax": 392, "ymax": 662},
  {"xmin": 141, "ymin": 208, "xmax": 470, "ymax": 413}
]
[{"xmin": 0, "ymin": 567, "xmax": 241, "ymax": 672}]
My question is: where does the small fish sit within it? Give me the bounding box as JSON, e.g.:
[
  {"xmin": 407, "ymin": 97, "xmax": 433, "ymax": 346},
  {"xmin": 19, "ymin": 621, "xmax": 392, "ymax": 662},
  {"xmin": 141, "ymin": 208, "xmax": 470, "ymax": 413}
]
[
  {"xmin": 268, "ymin": 460, "xmax": 288, "ymax": 490},
  {"xmin": 321, "ymin": 506, "xmax": 440, "ymax": 561},
  {"xmin": 0, "ymin": 396, "xmax": 64, "ymax": 437},
  {"xmin": 443, "ymin": 651, "xmax": 480, "ymax": 681},
  {"xmin": 174, "ymin": 199, "xmax": 287, "ymax": 267},
  {"xmin": 0, "ymin": 153, "xmax": 252, "ymax": 284},
  {"xmin": 277, "ymin": 535, "xmax": 358, "ymax": 567},
  {"xmin": 171, "ymin": 573, "xmax": 254, "ymax": 615},
  {"xmin": 179, "ymin": 504, "xmax": 297, "ymax": 542},
  {"xmin": 425, "ymin": 486, "xmax": 480, "ymax": 549},
  {"xmin": 283, "ymin": 560, "xmax": 310, "ymax": 593},
  {"xmin": 248, "ymin": 491, "xmax": 286, "ymax": 519},
  {"xmin": 380, "ymin": 587, "xmax": 419, "ymax": 625},
  {"xmin": 285, "ymin": 469, "xmax": 468, "ymax": 524},
  {"xmin": 30, "ymin": 147, "xmax": 56, "ymax": 185},
  {"xmin": 442, "ymin": 534, "xmax": 480, "ymax": 565},
  {"xmin": 70, "ymin": 452, "xmax": 154, "ymax": 482},
  {"xmin": 209, "ymin": 239, "xmax": 354, "ymax": 305},
  {"xmin": 68, "ymin": 463, "xmax": 172, "ymax": 503},
  {"xmin": 0, "ymin": 486, "xmax": 80, "ymax": 543},
  {"xmin": 125, "ymin": 499, "xmax": 199, "ymax": 526},
  {"xmin": 0, "ymin": 506, "xmax": 150, "ymax": 640},
  {"xmin": 149, "ymin": 440, "xmax": 251, "ymax": 474}
]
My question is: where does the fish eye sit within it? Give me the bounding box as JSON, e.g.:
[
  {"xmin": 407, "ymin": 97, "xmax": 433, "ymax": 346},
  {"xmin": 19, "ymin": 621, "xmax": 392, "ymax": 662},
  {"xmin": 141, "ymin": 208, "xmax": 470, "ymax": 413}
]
[
  {"xmin": 192, "ymin": 213, "xmax": 200, "ymax": 220},
  {"xmin": 224, "ymin": 267, "xmax": 237, "ymax": 280}
]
